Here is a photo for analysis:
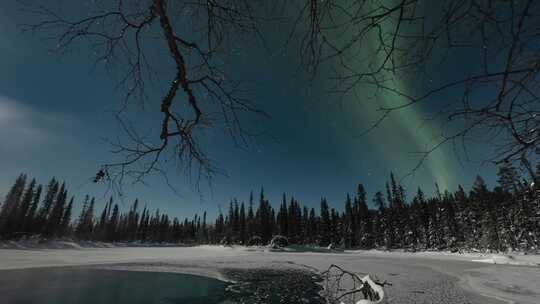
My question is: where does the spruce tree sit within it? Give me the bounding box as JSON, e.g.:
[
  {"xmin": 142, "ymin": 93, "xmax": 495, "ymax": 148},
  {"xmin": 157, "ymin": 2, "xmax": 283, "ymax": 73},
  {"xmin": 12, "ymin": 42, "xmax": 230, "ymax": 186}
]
[
  {"xmin": 239, "ymin": 206, "xmax": 245, "ymax": 244},
  {"xmin": 35, "ymin": 178, "xmax": 59, "ymax": 233},
  {"xmin": 84, "ymin": 198, "xmax": 95, "ymax": 239},
  {"xmin": 319, "ymin": 198, "xmax": 331, "ymax": 246},
  {"xmin": 127, "ymin": 199, "xmax": 139, "ymax": 241},
  {"xmin": 60, "ymin": 197, "xmax": 74, "ymax": 236},
  {"xmin": 108, "ymin": 204, "xmax": 120, "ymax": 241},
  {"xmin": 355, "ymin": 184, "xmax": 369, "ymax": 246},
  {"xmin": 202, "ymin": 211, "xmax": 209, "ymax": 243},
  {"xmin": 343, "ymin": 194, "xmax": 354, "ymax": 248},
  {"xmin": 24, "ymin": 184, "xmax": 42, "ymax": 233},
  {"xmin": 278, "ymin": 193, "xmax": 288, "ymax": 237},
  {"xmin": 497, "ymin": 162, "xmax": 520, "ymax": 194},
  {"xmin": 0, "ymin": 174, "xmax": 27, "ymax": 237},
  {"xmin": 16, "ymin": 178, "xmax": 36, "ymax": 234},
  {"xmin": 247, "ymin": 191, "xmax": 255, "ymax": 239},
  {"xmin": 43, "ymin": 182, "xmax": 67, "ymax": 237}
]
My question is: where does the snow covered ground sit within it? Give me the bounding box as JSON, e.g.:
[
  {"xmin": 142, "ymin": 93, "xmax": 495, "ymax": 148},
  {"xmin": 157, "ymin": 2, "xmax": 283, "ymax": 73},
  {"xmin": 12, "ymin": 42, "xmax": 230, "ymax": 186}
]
[{"xmin": 0, "ymin": 245, "xmax": 538, "ymax": 304}]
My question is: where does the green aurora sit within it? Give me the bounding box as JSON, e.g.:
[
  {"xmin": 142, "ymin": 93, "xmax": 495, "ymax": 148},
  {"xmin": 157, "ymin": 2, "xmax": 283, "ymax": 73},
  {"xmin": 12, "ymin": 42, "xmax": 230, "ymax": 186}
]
[{"xmin": 308, "ymin": 0, "xmax": 459, "ymax": 191}]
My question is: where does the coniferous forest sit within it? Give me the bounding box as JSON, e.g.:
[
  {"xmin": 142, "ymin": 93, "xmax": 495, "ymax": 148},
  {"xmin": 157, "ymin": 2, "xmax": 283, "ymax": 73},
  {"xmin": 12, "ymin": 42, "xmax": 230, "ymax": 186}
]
[{"xmin": 1, "ymin": 163, "xmax": 539, "ymax": 252}]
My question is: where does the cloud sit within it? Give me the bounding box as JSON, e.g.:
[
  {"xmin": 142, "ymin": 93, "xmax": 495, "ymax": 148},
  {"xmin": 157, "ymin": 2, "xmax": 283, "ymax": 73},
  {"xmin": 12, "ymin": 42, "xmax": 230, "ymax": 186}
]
[{"xmin": 0, "ymin": 96, "xmax": 75, "ymax": 150}]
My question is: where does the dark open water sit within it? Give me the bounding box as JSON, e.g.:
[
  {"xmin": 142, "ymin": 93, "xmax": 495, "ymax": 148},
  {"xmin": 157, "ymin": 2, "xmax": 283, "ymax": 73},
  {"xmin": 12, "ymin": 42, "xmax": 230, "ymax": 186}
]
[{"xmin": 0, "ymin": 268, "xmax": 228, "ymax": 304}]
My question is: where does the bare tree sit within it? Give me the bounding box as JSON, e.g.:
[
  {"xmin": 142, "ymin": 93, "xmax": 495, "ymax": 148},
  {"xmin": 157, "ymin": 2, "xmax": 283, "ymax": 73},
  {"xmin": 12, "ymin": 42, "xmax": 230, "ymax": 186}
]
[
  {"xmin": 292, "ymin": 0, "xmax": 540, "ymax": 180},
  {"xmin": 23, "ymin": 0, "xmax": 269, "ymax": 188},
  {"xmin": 321, "ymin": 264, "xmax": 391, "ymax": 304},
  {"xmin": 24, "ymin": 0, "xmax": 540, "ymax": 185}
]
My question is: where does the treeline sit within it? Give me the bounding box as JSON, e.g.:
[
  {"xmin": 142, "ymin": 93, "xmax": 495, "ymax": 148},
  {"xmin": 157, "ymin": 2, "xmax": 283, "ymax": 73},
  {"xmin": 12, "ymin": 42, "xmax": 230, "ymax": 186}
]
[
  {"xmin": 1, "ymin": 163, "xmax": 539, "ymax": 252},
  {"xmin": 0, "ymin": 176, "xmax": 208, "ymax": 243}
]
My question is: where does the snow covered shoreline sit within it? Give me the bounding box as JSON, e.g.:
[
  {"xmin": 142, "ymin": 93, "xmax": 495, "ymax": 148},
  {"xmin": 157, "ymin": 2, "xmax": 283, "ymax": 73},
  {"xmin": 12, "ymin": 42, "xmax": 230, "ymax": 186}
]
[
  {"xmin": 2, "ymin": 239, "xmax": 539, "ymax": 266},
  {"xmin": 0, "ymin": 245, "xmax": 538, "ymax": 304}
]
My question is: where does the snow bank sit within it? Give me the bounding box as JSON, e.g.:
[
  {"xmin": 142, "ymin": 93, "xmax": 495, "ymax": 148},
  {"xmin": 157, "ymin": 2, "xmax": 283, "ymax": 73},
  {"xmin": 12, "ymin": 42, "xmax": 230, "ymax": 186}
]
[
  {"xmin": 346, "ymin": 275, "xmax": 385, "ymax": 304},
  {"xmin": 362, "ymin": 275, "xmax": 385, "ymax": 303},
  {"xmin": 2, "ymin": 239, "xmax": 539, "ymax": 268},
  {"xmin": 344, "ymin": 248, "xmax": 540, "ymax": 267},
  {"xmin": 470, "ymin": 254, "xmax": 540, "ymax": 266},
  {"xmin": 0, "ymin": 238, "xmax": 115, "ymax": 250},
  {"xmin": 1, "ymin": 245, "xmax": 538, "ymax": 304},
  {"xmin": 0, "ymin": 238, "xmax": 202, "ymax": 250},
  {"xmin": 462, "ymin": 266, "xmax": 540, "ymax": 304}
]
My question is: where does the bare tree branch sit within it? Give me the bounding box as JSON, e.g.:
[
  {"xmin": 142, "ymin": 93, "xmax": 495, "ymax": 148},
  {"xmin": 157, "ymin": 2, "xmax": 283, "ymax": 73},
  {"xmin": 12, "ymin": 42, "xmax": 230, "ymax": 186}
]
[
  {"xmin": 291, "ymin": 0, "xmax": 540, "ymax": 179},
  {"xmin": 23, "ymin": 0, "xmax": 269, "ymax": 189}
]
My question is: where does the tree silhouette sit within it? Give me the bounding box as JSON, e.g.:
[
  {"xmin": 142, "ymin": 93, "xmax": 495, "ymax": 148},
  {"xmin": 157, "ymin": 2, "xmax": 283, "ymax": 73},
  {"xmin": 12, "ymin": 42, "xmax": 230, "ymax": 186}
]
[{"xmin": 23, "ymin": 1, "xmax": 540, "ymax": 185}]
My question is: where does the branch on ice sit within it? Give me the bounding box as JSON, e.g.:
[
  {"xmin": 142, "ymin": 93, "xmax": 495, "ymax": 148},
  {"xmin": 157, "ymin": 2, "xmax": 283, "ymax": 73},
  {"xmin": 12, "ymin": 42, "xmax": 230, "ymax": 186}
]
[{"xmin": 321, "ymin": 264, "xmax": 391, "ymax": 304}]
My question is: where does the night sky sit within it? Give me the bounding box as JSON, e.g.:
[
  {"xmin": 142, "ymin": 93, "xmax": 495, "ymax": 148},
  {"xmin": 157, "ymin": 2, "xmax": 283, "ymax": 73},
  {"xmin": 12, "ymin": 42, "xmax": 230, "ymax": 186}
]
[{"xmin": 0, "ymin": 1, "xmax": 497, "ymax": 219}]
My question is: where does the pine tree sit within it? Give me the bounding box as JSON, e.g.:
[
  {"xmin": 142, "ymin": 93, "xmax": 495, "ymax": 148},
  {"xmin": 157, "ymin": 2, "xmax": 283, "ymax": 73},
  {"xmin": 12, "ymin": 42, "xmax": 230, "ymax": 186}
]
[
  {"xmin": 16, "ymin": 178, "xmax": 36, "ymax": 234},
  {"xmin": 0, "ymin": 174, "xmax": 27, "ymax": 237},
  {"xmin": 307, "ymin": 208, "xmax": 317, "ymax": 244},
  {"xmin": 302, "ymin": 206, "xmax": 309, "ymax": 244},
  {"xmin": 467, "ymin": 175, "xmax": 490, "ymax": 249},
  {"xmin": 355, "ymin": 184, "xmax": 369, "ymax": 247},
  {"xmin": 278, "ymin": 193, "xmax": 288, "ymax": 237},
  {"xmin": 98, "ymin": 197, "xmax": 112, "ymax": 240},
  {"xmin": 319, "ymin": 198, "xmax": 331, "ymax": 246},
  {"xmin": 60, "ymin": 197, "xmax": 74, "ymax": 236},
  {"xmin": 330, "ymin": 208, "xmax": 340, "ymax": 246},
  {"xmin": 83, "ymin": 197, "xmax": 95, "ymax": 239},
  {"xmin": 24, "ymin": 184, "xmax": 42, "ymax": 233},
  {"xmin": 288, "ymin": 196, "xmax": 300, "ymax": 242},
  {"xmin": 247, "ymin": 191, "xmax": 255, "ymax": 239},
  {"xmin": 497, "ymin": 162, "xmax": 520, "ymax": 194},
  {"xmin": 239, "ymin": 205, "xmax": 246, "ymax": 244},
  {"xmin": 139, "ymin": 206, "xmax": 149, "ymax": 241},
  {"xmin": 127, "ymin": 199, "xmax": 139, "ymax": 241},
  {"xmin": 374, "ymin": 190, "xmax": 393, "ymax": 248},
  {"xmin": 233, "ymin": 200, "xmax": 240, "ymax": 237},
  {"xmin": 227, "ymin": 200, "xmax": 234, "ymax": 240},
  {"xmin": 427, "ymin": 202, "xmax": 443, "ymax": 249},
  {"xmin": 390, "ymin": 173, "xmax": 402, "ymax": 208},
  {"xmin": 256, "ymin": 187, "xmax": 274, "ymax": 243},
  {"xmin": 343, "ymin": 194, "xmax": 354, "ymax": 248},
  {"xmin": 3, "ymin": 171, "xmax": 540, "ymax": 250},
  {"xmin": 440, "ymin": 192, "xmax": 458, "ymax": 249},
  {"xmin": 108, "ymin": 204, "xmax": 120, "ymax": 241},
  {"xmin": 35, "ymin": 178, "xmax": 59, "ymax": 232},
  {"xmin": 200, "ymin": 211, "xmax": 207, "ymax": 243},
  {"xmin": 470, "ymin": 175, "xmax": 489, "ymax": 201},
  {"xmin": 43, "ymin": 182, "xmax": 67, "ymax": 237}
]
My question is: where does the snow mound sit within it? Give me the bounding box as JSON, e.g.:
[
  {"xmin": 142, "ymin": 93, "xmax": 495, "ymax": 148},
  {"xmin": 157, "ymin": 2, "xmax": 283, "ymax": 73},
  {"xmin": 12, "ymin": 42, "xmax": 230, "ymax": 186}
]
[
  {"xmin": 337, "ymin": 275, "xmax": 386, "ymax": 304},
  {"xmin": 269, "ymin": 235, "xmax": 289, "ymax": 249},
  {"xmin": 344, "ymin": 248, "xmax": 540, "ymax": 267},
  {"xmin": 471, "ymin": 254, "xmax": 540, "ymax": 266},
  {"xmin": 0, "ymin": 238, "xmax": 114, "ymax": 250},
  {"xmin": 351, "ymin": 275, "xmax": 385, "ymax": 304},
  {"xmin": 323, "ymin": 264, "xmax": 388, "ymax": 304}
]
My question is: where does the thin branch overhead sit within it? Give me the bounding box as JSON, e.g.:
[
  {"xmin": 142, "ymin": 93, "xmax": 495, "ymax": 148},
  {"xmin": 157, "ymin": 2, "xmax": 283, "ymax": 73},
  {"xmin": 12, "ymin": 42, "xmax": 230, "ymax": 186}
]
[
  {"xmin": 23, "ymin": 0, "xmax": 269, "ymax": 187},
  {"xmin": 23, "ymin": 0, "xmax": 540, "ymax": 185},
  {"xmin": 292, "ymin": 0, "xmax": 540, "ymax": 178}
]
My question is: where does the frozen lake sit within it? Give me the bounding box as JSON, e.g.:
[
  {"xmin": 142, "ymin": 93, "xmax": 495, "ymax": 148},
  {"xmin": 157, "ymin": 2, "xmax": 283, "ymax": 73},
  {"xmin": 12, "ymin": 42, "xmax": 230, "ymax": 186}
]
[{"xmin": 0, "ymin": 245, "xmax": 538, "ymax": 304}]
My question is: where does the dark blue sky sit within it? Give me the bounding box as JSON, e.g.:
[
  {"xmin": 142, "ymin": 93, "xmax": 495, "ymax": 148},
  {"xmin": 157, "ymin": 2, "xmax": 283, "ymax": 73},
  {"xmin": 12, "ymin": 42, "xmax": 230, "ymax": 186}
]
[{"xmin": 0, "ymin": 2, "xmax": 497, "ymax": 219}]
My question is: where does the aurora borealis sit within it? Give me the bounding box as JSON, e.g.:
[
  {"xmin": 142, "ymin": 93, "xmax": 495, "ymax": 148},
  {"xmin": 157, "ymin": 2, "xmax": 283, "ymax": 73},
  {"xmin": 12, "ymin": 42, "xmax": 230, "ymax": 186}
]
[
  {"xmin": 299, "ymin": 0, "xmax": 466, "ymax": 192},
  {"xmin": 0, "ymin": 1, "xmax": 496, "ymax": 217}
]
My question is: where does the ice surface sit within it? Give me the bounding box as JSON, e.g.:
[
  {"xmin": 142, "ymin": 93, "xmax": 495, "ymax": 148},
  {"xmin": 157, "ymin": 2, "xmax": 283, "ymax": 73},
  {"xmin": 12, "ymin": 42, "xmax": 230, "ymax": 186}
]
[{"xmin": 0, "ymin": 244, "xmax": 538, "ymax": 304}]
